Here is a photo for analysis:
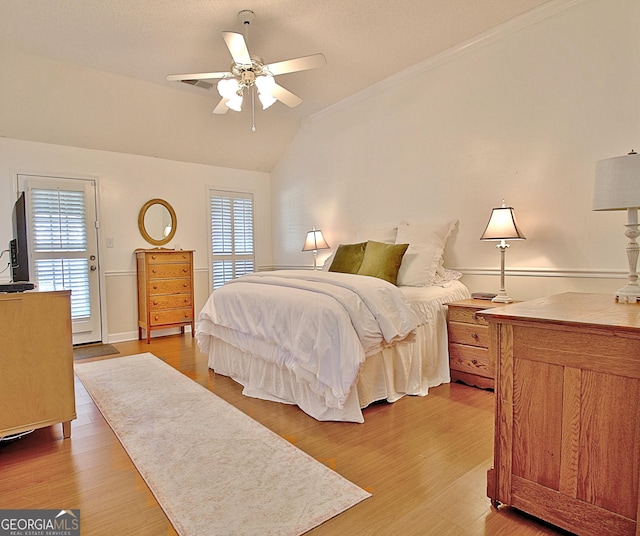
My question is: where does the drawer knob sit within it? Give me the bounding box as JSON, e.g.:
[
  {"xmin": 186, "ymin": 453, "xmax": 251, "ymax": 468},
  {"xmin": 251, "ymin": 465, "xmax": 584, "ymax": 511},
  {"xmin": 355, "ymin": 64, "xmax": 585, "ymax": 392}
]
[
  {"xmin": 183, "ymin": 283, "xmax": 188, "ymax": 287},
  {"xmin": 154, "ymin": 315, "xmax": 159, "ymax": 321},
  {"xmin": 152, "ymin": 269, "xmax": 157, "ymax": 273},
  {"xmin": 152, "ymin": 255, "xmax": 156, "ymax": 259},
  {"xmin": 153, "ymin": 285, "xmax": 158, "ymax": 289},
  {"xmin": 471, "ymin": 333, "xmax": 478, "ymax": 339},
  {"xmin": 472, "ymin": 359, "xmax": 478, "ymax": 365}
]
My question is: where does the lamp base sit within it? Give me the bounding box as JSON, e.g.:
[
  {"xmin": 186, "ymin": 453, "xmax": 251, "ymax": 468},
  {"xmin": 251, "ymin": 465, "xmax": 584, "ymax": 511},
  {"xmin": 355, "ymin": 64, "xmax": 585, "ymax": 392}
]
[
  {"xmin": 491, "ymin": 292, "xmax": 514, "ymax": 304},
  {"xmin": 615, "ymin": 283, "xmax": 640, "ymax": 304}
]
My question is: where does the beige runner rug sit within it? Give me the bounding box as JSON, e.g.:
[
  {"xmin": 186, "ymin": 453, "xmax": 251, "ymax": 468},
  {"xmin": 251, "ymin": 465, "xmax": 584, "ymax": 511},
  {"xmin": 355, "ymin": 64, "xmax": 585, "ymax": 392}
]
[{"xmin": 74, "ymin": 353, "xmax": 370, "ymax": 536}]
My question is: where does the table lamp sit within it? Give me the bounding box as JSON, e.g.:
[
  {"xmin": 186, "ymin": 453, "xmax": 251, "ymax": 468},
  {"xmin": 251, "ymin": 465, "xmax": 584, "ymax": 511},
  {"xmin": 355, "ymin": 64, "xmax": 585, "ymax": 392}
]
[
  {"xmin": 593, "ymin": 150, "xmax": 640, "ymax": 303},
  {"xmin": 302, "ymin": 227, "xmax": 330, "ymax": 270},
  {"xmin": 480, "ymin": 201, "xmax": 526, "ymax": 303}
]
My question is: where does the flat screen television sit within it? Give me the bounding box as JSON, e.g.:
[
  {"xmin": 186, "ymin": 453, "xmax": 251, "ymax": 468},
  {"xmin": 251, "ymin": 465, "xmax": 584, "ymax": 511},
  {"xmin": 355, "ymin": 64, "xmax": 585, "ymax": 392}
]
[{"xmin": 11, "ymin": 191, "xmax": 30, "ymax": 283}]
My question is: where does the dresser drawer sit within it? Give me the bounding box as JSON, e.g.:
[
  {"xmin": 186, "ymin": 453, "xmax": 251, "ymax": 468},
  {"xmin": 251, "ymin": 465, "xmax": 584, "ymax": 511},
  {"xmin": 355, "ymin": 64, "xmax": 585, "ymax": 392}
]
[
  {"xmin": 148, "ymin": 263, "xmax": 192, "ymax": 279},
  {"xmin": 149, "ymin": 294, "xmax": 193, "ymax": 310},
  {"xmin": 149, "ymin": 308, "xmax": 193, "ymax": 327},
  {"xmin": 448, "ymin": 322, "xmax": 489, "ymax": 348},
  {"xmin": 449, "ymin": 344, "xmax": 492, "ymax": 379},
  {"xmin": 147, "ymin": 252, "xmax": 192, "ymax": 264},
  {"xmin": 148, "ymin": 278, "xmax": 192, "ymax": 295}
]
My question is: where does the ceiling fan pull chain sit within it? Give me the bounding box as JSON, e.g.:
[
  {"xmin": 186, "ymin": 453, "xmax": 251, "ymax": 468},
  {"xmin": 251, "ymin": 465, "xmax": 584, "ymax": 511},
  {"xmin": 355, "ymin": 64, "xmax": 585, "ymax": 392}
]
[{"xmin": 251, "ymin": 86, "xmax": 256, "ymax": 132}]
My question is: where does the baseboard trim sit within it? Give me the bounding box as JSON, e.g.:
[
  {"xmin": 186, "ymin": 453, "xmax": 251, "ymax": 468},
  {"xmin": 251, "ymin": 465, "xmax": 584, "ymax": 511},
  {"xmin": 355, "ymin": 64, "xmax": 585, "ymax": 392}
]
[{"xmin": 107, "ymin": 325, "xmax": 193, "ymax": 344}]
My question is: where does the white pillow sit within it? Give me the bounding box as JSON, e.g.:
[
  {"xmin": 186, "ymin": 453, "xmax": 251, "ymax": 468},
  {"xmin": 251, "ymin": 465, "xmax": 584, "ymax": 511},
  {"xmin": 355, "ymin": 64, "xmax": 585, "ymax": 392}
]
[
  {"xmin": 432, "ymin": 268, "xmax": 462, "ymax": 286},
  {"xmin": 395, "ymin": 220, "xmax": 458, "ymax": 286},
  {"xmin": 354, "ymin": 226, "xmax": 397, "ymax": 244},
  {"xmin": 396, "ymin": 244, "xmax": 443, "ymax": 287},
  {"xmin": 321, "ymin": 250, "xmax": 336, "ymax": 271},
  {"xmin": 395, "ymin": 220, "xmax": 457, "ymax": 248}
]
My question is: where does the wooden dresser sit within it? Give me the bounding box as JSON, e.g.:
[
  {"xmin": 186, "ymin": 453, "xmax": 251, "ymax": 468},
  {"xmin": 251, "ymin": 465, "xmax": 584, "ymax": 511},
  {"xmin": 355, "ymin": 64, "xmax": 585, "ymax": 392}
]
[
  {"xmin": 136, "ymin": 249, "xmax": 195, "ymax": 343},
  {"xmin": 0, "ymin": 290, "xmax": 76, "ymax": 439},
  {"xmin": 446, "ymin": 299, "xmax": 507, "ymax": 389},
  {"xmin": 479, "ymin": 292, "xmax": 640, "ymax": 536}
]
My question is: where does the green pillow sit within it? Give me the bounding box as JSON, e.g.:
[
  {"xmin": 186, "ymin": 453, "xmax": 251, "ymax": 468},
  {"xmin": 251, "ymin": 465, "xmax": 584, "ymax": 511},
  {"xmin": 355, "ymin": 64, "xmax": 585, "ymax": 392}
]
[
  {"xmin": 357, "ymin": 241, "xmax": 409, "ymax": 285},
  {"xmin": 328, "ymin": 242, "xmax": 367, "ymax": 274}
]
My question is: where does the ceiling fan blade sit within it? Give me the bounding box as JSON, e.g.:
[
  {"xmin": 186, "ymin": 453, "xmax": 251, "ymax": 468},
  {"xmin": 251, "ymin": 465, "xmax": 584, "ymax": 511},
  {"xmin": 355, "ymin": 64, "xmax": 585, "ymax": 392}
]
[
  {"xmin": 212, "ymin": 98, "xmax": 230, "ymax": 114},
  {"xmin": 266, "ymin": 53, "xmax": 326, "ymax": 76},
  {"xmin": 222, "ymin": 31, "xmax": 252, "ymax": 65},
  {"xmin": 272, "ymin": 83, "xmax": 303, "ymax": 108},
  {"xmin": 167, "ymin": 71, "xmax": 228, "ymax": 81}
]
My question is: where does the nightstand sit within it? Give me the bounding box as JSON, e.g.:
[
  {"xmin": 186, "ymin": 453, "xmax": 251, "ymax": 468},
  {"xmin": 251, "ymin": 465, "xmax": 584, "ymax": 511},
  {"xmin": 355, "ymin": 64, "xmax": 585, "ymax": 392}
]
[{"xmin": 445, "ymin": 298, "xmax": 508, "ymax": 390}]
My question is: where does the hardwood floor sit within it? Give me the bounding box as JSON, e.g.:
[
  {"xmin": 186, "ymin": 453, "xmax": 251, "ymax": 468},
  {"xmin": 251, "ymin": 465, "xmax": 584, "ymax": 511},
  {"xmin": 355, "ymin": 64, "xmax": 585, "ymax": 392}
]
[{"xmin": 0, "ymin": 334, "xmax": 570, "ymax": 535}]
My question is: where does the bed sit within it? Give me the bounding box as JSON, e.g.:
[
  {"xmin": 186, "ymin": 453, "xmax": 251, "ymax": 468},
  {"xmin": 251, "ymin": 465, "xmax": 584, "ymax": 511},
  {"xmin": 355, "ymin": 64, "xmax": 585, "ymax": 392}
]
[{"xmin": 196, "ymin": 221, "xmax": 471, "ymax": 423}]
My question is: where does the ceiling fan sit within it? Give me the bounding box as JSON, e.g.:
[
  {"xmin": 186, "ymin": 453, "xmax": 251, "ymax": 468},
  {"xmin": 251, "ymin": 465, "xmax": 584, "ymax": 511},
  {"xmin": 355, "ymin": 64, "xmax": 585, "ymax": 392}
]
[{"xmin": 167, "ymin": 10, "xmax": 326, "ymax": 129}]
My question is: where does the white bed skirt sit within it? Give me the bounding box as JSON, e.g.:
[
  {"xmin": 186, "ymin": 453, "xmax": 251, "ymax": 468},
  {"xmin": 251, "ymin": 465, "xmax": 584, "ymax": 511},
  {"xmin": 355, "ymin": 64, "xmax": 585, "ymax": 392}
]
[{"xmin": 201, "ymin": 281, "xmax": 470, "ymax": 423}]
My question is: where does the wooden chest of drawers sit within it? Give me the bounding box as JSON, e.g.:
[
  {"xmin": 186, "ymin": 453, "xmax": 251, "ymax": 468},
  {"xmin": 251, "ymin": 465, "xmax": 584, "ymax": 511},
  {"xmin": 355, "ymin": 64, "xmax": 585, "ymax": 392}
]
[
  {"xmin": 479, "ymin": 293, "xmax": 640, "ymax": 536},
  {"xmin": 446, "ymin": 298, "xmax": 507, "ymax": 390},
  {"xmin": 136, "ymin": 249, "xmax": 194, "ymax": 343}
]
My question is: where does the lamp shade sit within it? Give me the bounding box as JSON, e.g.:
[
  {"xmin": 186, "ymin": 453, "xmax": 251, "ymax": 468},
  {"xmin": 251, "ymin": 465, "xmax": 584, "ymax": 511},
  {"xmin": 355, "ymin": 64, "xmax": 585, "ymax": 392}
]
[
  {"xmin": 593, "ymin": 152, "xmax": 640, "ymax": 211},
  {"xmin": 302, "ymin": 228, "xmax": 330, "ymax": 251},
  {"xmin": 480, "ymin": 206, "xmax": 526, "ymax": 241}
]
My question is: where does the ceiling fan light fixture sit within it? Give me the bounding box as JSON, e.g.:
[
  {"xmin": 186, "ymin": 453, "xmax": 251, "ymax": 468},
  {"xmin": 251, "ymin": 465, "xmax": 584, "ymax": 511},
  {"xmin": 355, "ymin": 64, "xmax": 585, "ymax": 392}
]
[
  {"xmin": 217, "ymin": 77, "xmax": 240, "ymax": 99},
  {"xmin": 168, "ymin": 10, "xmax": 326, "ymax": 126},
  {"xmin": 217, "ymin": 77, "xmax": 244, "ymax": 111},
  {"xmin": 226, "ymin": 94, "xmax": 243, "ymax": 112},
  {"xmin": 255, "ymin": 74, "xmax": 277, "ymax": 109}
]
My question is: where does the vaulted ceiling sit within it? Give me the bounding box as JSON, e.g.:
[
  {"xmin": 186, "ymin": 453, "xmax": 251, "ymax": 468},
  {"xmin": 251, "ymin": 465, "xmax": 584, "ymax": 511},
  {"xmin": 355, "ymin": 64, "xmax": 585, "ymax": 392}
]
[{"xmin": 0, "ymin": 0, "xmax": 551, "ymax": 171}]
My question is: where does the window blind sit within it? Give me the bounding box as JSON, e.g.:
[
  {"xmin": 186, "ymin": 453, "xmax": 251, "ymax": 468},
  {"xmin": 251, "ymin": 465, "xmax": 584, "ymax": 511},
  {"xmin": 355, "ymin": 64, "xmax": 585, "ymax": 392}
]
[{"xmin": 210, "ymin": 190, "xmax": 255, "ymax": 290}]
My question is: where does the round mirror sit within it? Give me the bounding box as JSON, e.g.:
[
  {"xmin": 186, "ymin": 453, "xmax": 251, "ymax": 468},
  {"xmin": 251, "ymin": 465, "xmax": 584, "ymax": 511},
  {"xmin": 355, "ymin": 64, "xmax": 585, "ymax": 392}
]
[{"xmin": 138, "ymin": 198, "xmax": 177, "ymax": 246}]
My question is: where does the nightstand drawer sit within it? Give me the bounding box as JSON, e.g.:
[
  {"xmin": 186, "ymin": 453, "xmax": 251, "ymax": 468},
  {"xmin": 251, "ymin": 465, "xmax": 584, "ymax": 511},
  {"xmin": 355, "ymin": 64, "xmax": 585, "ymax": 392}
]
[
  {"xmin": 448, "ymin": 322, "xmax": 489, "ymax": 348},
  {"xmin": 449, "ymin": 344, "xmax": 492, "ymax": 379},
  {"xmin": 448, "ymin": 306, "xmax": 489, "ymax": 326}
]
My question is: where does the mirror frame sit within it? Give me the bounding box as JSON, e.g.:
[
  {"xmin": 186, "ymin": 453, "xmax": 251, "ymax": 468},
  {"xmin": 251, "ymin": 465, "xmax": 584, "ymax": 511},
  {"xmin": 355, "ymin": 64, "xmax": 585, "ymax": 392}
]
[{"xmin": 138, "ymin": 198, "xmax": 177, "ymax": 246}]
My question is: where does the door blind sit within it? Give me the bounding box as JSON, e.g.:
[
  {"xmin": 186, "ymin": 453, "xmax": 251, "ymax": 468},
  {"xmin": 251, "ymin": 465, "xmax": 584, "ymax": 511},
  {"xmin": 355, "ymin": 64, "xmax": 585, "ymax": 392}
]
[{"xmin": 30, "ymin": 188, "xmax": 91, "ymax": 319}]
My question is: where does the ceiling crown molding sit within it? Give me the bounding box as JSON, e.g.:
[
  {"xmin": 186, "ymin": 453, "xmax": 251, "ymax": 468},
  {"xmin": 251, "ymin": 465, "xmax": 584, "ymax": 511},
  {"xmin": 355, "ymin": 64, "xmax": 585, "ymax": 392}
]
[{"xmin": 303, "ymin": 0, "xmax": 582, "ymax": 128}]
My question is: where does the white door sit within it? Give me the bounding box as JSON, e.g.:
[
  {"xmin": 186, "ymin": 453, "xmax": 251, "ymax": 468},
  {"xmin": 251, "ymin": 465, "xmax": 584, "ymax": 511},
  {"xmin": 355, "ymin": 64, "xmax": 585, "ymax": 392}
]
[{"xmin": 18, "ymin": 175, "xmax": 102, "ymax": 345}]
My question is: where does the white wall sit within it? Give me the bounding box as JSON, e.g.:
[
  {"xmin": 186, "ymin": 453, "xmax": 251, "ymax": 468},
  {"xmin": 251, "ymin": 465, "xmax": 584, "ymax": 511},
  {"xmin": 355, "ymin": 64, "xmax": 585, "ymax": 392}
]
[
  {"xmin": 0, "ymin": 138, "xmax": 271, "ymax": 341},
  {"xmin": 271, "ymin": 0, "xmax": 640, "ymax": 300}
]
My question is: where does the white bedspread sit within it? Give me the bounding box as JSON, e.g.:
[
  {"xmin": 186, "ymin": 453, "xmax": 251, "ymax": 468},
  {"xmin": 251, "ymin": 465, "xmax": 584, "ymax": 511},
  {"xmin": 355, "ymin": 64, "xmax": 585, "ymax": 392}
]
[{"xmin": 197, "ymin": 270, "xmax": 420, "ymax": 409}]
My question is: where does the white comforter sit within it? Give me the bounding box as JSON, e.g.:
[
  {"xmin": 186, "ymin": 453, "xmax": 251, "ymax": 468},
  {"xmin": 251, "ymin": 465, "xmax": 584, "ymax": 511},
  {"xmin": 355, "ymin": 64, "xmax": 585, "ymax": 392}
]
[{"xmin": 197, "ymin": 270, "xmax": 420, "ymax": 409}]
